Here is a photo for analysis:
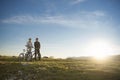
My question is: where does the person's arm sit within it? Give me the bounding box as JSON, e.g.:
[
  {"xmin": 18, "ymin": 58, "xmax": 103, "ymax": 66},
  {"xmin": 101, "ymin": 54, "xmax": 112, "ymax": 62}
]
[
  {"xmin": 25, "ymin": 42, "xmax": 28, "ymax": 47},
  {"xmin": 34, "ymin": 42, "xmax": 36, "ymax": 48},
  {"xmin": 31, "ymin": 42, "xmax": 33, "ymax": 48},
  {"xmin": 39, "ymin": 42, "xmax": 41, "ymax": 49}
]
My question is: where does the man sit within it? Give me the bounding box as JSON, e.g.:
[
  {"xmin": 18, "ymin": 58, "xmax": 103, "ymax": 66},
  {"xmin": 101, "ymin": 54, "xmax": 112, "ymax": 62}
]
[
  {"xmin": 34, "ymin": 38, "xmax": 41, "ymax": 60},
  {"xmin": 26, "ymin": 38, "xmax": 33, "ymax": 53}
]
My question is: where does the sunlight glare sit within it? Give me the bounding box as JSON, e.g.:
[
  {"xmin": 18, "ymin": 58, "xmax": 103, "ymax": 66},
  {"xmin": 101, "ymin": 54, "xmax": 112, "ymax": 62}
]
[{"xmin": 85, "ymin": 39, "xmax": 113, "ymax": 60}]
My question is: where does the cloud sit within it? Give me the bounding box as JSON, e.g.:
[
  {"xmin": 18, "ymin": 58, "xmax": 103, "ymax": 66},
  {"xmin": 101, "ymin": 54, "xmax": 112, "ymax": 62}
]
[
  {"xmin": 1, "ymin": 11, "xmax": 111, "ymax": 29},
  {"xmin": 70, "ymin": 0, "xmax": 86, "ymax": 5},
  {"xmin": 2, "ymin": 15, "xmax": 34, "ymax": 24},
  {"xmin": 80, "ymin": 11, "xmax": 106, "ymax": 17}
]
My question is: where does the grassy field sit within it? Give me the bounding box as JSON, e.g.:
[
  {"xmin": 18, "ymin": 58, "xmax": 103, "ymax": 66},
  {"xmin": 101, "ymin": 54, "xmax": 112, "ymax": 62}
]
[{"xmin": 0, "ymin": 56, "xmax": 120, "ymax": 80}]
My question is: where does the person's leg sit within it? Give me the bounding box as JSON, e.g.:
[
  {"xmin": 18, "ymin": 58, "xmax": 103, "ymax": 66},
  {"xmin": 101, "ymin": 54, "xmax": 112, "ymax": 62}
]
[
  {"xmin": 38, "ymin": 49, "xmax": 41, "ymax": 60},
  {"xmin": 35, "ymin": 49, "xmax": 37, "ymax": 60},
  {"xmin": 29, "ymin": 48, "xmax": 32, "ymax": 52},
  {"xmin": 28, "ymin": 48, "xmax": 32, "ymax": 61}
]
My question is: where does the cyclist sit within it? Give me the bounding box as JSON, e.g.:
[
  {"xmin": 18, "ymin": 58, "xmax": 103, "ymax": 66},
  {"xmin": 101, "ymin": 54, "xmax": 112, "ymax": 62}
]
[{"xmin": 34, "ymin": 38, "xmax": 41, "ymax": 60}]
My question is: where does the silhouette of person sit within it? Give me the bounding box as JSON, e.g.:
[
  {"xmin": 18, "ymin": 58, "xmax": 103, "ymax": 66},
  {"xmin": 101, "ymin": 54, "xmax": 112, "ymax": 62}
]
[
  {"xmin": 34, "ymin": 38, "xmax": 41, "ymax": 60},
  {"xmin": 25, "ymin": 38, "xmax": 33, "ymax": 53}
]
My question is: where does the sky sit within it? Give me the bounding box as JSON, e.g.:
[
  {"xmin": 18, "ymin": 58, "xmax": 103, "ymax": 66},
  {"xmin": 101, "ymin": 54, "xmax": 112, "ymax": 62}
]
[{"xmin": 0, "ymin": 0, "xmax": 120, "ymax": 58}]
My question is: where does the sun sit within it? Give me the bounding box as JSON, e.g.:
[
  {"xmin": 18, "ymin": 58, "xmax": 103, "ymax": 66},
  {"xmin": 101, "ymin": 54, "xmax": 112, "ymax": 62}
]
[
  {"xmin": 84, "ymin": 39, "xmax": 113, "ymax": 60},
  {"xmin": 93, "ymin": 53, "xmax": 108, "ymax": 60}
]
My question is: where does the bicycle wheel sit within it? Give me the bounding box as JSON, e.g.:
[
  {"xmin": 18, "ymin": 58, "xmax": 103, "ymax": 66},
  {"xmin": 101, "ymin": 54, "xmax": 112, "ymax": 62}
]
[
  {"xmin": 18, "ymin": 53, "xmax": 25, "ymax": 61},
  {"xmin": 32, "ymin": 53, "xmax": 35, "ymax": 60},
  {"xmin": 26, "ymin": 52, "xmax": 32, "ymax": 61}
]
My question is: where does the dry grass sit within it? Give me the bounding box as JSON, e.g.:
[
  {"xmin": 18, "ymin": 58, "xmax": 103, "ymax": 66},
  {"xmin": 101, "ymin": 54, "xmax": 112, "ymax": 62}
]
[{"xmin": 0, "ymin": 56, "xmax": 120, "ymax": 80}]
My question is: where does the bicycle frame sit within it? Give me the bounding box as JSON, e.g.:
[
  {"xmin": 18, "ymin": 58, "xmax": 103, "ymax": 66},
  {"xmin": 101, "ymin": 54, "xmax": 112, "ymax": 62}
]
[{"xmin": 18, "ymin": 49, "xmax": 34, "ymax": 61}]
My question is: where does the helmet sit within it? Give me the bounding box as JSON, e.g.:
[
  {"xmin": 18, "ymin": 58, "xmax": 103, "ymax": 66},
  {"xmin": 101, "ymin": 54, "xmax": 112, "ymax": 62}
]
[{"xmin": 36, "ymin": 38, "xmax": 38, "ymax": 40}]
